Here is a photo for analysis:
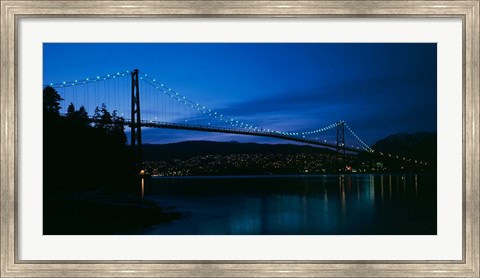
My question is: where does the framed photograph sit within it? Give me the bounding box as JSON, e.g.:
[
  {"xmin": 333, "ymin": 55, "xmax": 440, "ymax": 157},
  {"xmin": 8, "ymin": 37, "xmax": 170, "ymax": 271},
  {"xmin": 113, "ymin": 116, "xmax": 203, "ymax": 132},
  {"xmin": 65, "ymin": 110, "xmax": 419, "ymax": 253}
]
[{"xmin": 1, "ymin": 0, "xmax": 478, "ymax": 277}]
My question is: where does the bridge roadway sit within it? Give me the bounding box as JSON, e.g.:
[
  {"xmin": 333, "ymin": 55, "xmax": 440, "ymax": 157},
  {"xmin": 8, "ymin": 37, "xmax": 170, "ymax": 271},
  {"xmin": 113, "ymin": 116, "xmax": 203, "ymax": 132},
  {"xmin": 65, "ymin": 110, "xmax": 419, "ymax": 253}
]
[
  {"xmin": 113, "ymin": 119, "xmax": 363, "ymax": 153},
  {"xmin": 82, "ymin": 116, "xmax": 363, "ymax": 153}
]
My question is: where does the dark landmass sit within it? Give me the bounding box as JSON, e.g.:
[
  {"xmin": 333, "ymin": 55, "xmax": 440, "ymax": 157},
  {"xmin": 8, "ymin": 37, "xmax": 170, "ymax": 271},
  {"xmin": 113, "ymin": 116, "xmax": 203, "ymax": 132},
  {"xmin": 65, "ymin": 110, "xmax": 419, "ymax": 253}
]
[
  {"xmin": 143, "ymin": 132, "xmax": 436, "ymax": 163},
  {"xmin": 142, "ymin": 133, "xmax": 437, "ymax": 176},
  {"xmin": 371, "ymin": 132, "xmax": 437, "ymax": 163},
  {"xmin": 44, "ymin": 187, "xmax": 182, "ymax": 235},
  {"xmin": 43, "ymin": 86, "xmax": 180, "ymax": 235},
  {"xmin": 142, "ymin": 140, "xmax": 335, "ymax": 161}
]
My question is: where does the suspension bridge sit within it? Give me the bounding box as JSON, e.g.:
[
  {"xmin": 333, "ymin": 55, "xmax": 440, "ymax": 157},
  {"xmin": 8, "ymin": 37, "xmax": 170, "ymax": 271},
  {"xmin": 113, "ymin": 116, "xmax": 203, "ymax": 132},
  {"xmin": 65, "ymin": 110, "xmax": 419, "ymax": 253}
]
[{"xmin": 45, "ymin": 69, "xmax": 377, "ymax": 168}]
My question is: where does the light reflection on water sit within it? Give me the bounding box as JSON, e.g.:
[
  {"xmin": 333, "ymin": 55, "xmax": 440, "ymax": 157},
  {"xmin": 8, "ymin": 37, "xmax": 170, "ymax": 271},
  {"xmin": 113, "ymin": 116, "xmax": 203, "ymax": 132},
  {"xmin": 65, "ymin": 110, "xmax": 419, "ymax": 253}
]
[{"xmin": 141, "ymin": 174, "xmax": 436, "ymax": 235}]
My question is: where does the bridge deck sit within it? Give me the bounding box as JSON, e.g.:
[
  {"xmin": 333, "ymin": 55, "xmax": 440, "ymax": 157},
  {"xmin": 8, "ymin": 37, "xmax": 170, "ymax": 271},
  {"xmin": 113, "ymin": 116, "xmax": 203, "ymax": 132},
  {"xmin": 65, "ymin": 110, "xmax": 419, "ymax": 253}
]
[{"xmin": 113, "ymin": 119, "xmax": 364, "ymax": 153}]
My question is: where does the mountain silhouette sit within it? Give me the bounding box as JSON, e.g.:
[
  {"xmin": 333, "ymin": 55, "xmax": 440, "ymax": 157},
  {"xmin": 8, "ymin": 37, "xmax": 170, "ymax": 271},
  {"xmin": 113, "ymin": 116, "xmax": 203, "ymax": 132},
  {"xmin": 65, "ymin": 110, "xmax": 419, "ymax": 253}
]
[
  {"xmin": 371, "ymin": 132, "xmax": 437, "ymax": 163},
  {"xmin": 142, "ymin": 140, "xmax": 335, "ymax": 161}
]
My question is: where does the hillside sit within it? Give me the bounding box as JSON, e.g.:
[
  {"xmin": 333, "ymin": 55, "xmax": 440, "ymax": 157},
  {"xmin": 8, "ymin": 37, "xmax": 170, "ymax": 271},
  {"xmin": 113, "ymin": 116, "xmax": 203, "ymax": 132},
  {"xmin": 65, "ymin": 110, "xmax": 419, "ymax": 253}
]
[
  {"xmin": 142, "ymin": 140, "xmax": 335, "ymax": 161},
  {"xmin": 370, "ymin": 132, "xmax": 437, "ymax": 163}
]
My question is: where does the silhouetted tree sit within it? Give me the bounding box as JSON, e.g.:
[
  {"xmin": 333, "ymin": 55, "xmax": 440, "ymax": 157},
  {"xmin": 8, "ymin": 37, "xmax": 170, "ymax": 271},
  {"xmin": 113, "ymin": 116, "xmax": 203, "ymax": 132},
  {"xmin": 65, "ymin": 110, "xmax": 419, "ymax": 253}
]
[
  {"xmin": 91, "ymin": 104, "xmax": 127, "ymax": 145},
  {"xmin": 66, "ymin": 103, "xmax": 89, "ymax": 127},
  {"xmin": 67, "ymin": 103, "xmax": 75, "ymax": 116},
  {"xmin": 111, "ymin": 110, "xmax": 127, "ymax": 145},
  {"xmin": 93, "ymin": 103, "xmax": 113, "ymax": 131},
  {"xmin": 43, "ymin": 86, "xmax": 63, "ymax": 115}
]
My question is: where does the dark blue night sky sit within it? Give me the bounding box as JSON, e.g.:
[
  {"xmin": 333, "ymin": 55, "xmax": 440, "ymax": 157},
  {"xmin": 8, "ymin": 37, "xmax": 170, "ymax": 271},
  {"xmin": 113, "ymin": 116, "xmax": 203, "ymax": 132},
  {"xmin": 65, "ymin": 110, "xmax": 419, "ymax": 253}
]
[{"xmin": 43, "ymin": 43, "xmax": 436, "ymax": 146}]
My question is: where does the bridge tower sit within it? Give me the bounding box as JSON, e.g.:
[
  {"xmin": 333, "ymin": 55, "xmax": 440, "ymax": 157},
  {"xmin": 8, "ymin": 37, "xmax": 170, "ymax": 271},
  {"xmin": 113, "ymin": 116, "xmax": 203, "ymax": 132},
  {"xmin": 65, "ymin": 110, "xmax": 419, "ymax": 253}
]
[
  {"xmin": 336, "ymin": 120, "xmax": 345, "ymax": 154},
  {"xmin": 130, "ymin": 69, "xmax": 142, "ymax": 172}
]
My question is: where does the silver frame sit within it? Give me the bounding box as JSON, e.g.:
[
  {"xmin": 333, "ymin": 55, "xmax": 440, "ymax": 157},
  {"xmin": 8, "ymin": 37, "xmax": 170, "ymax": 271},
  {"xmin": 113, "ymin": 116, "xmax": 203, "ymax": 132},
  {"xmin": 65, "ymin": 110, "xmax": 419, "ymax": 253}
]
[{"xmin": 1, "ymin": 1, "xmax": 478, "ymax": 277}]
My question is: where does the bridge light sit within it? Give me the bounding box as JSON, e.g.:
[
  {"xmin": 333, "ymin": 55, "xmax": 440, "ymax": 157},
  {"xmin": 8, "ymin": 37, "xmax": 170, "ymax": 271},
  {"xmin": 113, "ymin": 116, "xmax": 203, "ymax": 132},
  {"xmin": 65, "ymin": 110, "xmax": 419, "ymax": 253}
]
[
  {"xmin": 161, "ymin": 84, "xmax": 164, "ymax": 86},
  {"xmin": 117, "ymin": 72, "xmax": 120, "ymax": 75},
  {"xmin": 63, "ymin": 81, "xmax": 66, "ymax": 84},
  {"xmin": 97, "ymin": 76, "xmax": 100, "ymax": 79},
  {"xmin": 107, "ymin": 75, "xmax": 110, "ymax": 77},
  {"xmin": 153, "ymin": 79, "xmax": 156, "ymax": 81},
  {"xmin": 50, "ymin": 83, "xmax": 53, "ymax": 86}
]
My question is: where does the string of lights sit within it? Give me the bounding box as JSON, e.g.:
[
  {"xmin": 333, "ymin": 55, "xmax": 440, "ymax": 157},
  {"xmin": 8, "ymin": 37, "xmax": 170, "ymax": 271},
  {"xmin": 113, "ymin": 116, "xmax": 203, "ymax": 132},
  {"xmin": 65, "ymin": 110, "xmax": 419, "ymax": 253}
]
[
  {"xmin": 138, "ymin": 71, "xmax": 277, "ymax": 134},
  {"xmin": 299, "ymin": 122, "xmax": 339, "ymax": 135},
  {"xmin": 44, "ymin": 70, "xmax": 131, "ymax": 88},
  {"xmin": 344, "ymin": 123, "xmax": 375, "ymax": 153}
]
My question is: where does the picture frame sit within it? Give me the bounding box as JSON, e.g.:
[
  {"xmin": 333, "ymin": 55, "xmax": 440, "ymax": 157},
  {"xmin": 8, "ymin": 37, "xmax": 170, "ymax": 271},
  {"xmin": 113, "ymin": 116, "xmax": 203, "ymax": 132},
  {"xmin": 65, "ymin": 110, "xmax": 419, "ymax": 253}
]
[{"xmin": 1, "ymin": 0, "xmax": 478, "ymax": 277}]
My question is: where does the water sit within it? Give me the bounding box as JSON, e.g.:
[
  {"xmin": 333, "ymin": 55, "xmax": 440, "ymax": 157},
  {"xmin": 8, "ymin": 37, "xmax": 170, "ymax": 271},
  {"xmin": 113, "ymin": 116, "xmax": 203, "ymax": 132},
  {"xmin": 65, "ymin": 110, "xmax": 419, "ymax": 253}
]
[{"xmin": 141, "ymin": 174, "xmax": 436, "ymax": 235}]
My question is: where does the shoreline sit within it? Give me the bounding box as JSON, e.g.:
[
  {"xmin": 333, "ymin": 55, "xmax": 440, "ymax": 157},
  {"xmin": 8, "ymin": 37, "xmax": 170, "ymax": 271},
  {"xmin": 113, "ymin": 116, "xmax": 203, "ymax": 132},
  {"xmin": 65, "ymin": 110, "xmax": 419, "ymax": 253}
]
[{"xmin": 43, "ymin": 187, "xmax": 182, "ymax": 235}]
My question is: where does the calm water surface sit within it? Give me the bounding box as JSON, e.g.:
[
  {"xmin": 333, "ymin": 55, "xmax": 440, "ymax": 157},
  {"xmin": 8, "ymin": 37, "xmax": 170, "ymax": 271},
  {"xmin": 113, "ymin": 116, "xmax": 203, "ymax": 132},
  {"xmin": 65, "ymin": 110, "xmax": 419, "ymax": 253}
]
[{"xmin": 142, "ymin": 174, "xmax": 436, "ymax": 235}]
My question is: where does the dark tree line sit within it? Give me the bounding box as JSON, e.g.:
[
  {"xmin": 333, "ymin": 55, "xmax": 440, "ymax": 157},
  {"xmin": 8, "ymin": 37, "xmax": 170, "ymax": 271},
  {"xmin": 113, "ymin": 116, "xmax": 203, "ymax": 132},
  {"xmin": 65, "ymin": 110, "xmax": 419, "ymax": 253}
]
[
  {"xmin": 43, "ymin": 86, "xmax": 181, "ymax": 235},
  {"xmin": 43, "ymin": 86, "xmax": 134, "ymax": 193}
]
